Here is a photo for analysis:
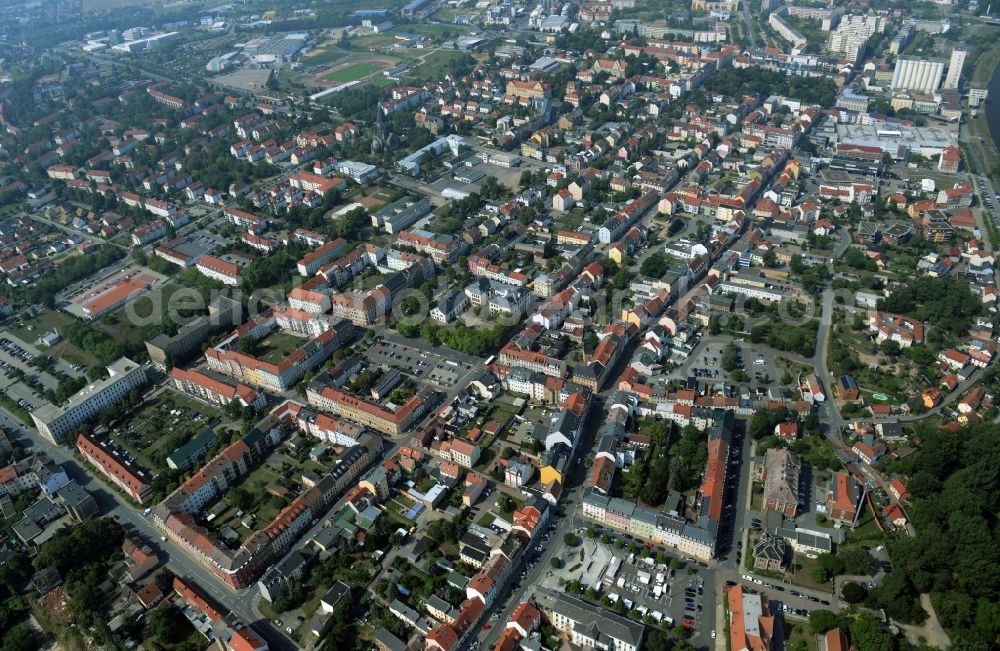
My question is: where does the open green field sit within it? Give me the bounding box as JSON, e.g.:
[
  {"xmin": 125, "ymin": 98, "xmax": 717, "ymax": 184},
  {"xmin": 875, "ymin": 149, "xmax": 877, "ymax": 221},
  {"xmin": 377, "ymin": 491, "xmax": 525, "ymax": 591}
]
[
  {"xmin": 323, "ymin": 62, "xmax": 384, "ymax": 83},
  {"xmin": 45, "ymin": 340, "xmax": 101, "ymax": 369},
  {"xmin": 398, "ymin": 50, "xmax": 469, "ymax": 81},
  {"xmin": 402, "ymin": 23, "xmax": 473, "ymax": 38},
  {"xmin": 10, "ymin": 309, "xmax": 76, "ymax": 344},
  {"xmin": 302, "ymin": 44, "xmax": 355, "ymax": 67},
  {"xmin": 96, "ymin": 282, "xmax": 189, "ymax": 351},
  {"xmin": 385, "ymin": 495, "xmax": 417, "ymax": 526},
  {"xmin": 256, "ymin": 331, "xmax": 308, "ymax": 364},
  {"xmin": 7, "ymin": 309, "xmax": 102, "ymax": 369},
  {"xmin": 369, "ymin": 76, "xmax": 399, "ymax": 88}
]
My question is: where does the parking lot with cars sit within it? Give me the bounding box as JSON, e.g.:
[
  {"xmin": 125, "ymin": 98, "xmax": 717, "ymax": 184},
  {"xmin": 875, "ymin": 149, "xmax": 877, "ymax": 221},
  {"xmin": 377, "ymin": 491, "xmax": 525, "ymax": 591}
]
[
  {"xmin": 0, "ymin": 337, "xmax": 33, "ymax": 363},
  {"xmin": 539, "ymin": 535, "xmax": 719, "ymax": 642},
  {"xmin": 365, "ymin": 337, "xmax": 476, "ymax": 389},
  {"xmin": 664, "ymin": 339, "xmax": 784, "ymax": 389},
  {"xmin": 0, "ymin": 337, "xmax": 62, "ymax": 397}
]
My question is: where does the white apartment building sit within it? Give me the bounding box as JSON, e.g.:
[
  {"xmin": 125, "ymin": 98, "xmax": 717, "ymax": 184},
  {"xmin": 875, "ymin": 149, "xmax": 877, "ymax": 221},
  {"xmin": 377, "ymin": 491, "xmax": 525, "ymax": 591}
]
[
  {"xmin": 541, "ymin": 591, "xmax": 644, "ymax": 651},
  {"xmin": 196, "ymin": 254, "xmax": 243, "ymax": 286},
  {"xmin": 943, "ymin": 44, "xmax": 968, "ymax": 90},
  {"xmin": 32, "ymin": 358, "xmax": 148, "ymax": 443}
]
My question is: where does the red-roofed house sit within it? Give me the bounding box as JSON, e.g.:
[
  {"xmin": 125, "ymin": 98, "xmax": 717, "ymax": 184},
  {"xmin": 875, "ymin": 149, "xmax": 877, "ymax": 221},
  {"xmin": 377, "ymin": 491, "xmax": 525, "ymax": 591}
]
[
  {"xmin": 229, "ymin": 628, "xmax": 268, "ymax": 651},
  {"xmin": 448, "ymin": 439, "xmax": 481, "ymax": 468},
  {"xmin": 852, "ymin": 441, "xmax": 886, "ymax": 465},
  {"xmin": 938, "ymin": 349, "xmax": 970, "ymax": 370},
  {"xmin": 889, "ymin": 478, "xmax": 910, "ymax": 502},
  {"xmin": 883, "ymin": 502, "xmax": 908, "ymax": 527},
  {"xmin": 958, "ymin": 385, "xmax": 985, "ymax": 414},
  {"xmin": 507, "ymin": 602, "xmax": 540, "ymax": 636},
  {"xmin": 938, "ymin": 146, "xmax": 961, "ymax": 173},
  {"xmin": 774, "ymin": 422, "xmax": 798, "ymax": 442},
  {"xmin": 826, "ymin": 472, "xmax": 859, "ymax": 524}
]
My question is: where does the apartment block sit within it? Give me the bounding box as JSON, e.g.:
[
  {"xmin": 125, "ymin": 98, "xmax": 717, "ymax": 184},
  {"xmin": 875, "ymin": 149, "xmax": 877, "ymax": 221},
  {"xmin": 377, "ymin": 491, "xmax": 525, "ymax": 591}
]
[
  {"xmin": 537, "ymin": 589, "xmax": 644, "ymax": 651},
  {"xmin": 77, "ymin": 433, "xmax": 154, "ymax": 504},
  {"xmin": 762, "ymin": 449, "xmax": 800, "ymax": 517},
  {"xmin": 145, "ymin": 295, "xmax": 242, "ymax": 368},
  {"xmin": 32, "ymin": 358, "xmax": 148, "ymax": 443},
  {"xmin": 305, "ymin": 383, "xmax": 436, "ymax": 436},
  {"xmin": 169, "ymin": 366, "xmax": 266, "ymax": 411},
  {"xmin": 155, "ymin": 418, "xmax": 381, "ymax": 589},
  {"xmin": 205, "ymin": 317, "xmax": 354, "ymax": 392}
]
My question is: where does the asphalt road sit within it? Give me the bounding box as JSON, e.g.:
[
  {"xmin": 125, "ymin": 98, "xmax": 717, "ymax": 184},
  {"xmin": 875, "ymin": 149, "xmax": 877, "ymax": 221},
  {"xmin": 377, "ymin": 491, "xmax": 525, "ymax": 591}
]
[
  {"xmin": 813, "ymin": 226, "xmax": 852, "ymax": 438},
  {"xmin": 0, "ymin": 400, "xmax": 297, "ymax": 648},
  {"xmin": 477, "ymin": 400, "xmax": 603, "ymax": 650}
]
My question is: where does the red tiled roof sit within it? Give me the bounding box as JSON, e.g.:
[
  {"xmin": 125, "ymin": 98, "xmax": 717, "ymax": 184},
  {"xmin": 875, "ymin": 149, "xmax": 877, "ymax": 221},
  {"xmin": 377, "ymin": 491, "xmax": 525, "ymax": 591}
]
[{"xmin": 172, "ymin": 577, "xmax": 224, "ymax": 622}]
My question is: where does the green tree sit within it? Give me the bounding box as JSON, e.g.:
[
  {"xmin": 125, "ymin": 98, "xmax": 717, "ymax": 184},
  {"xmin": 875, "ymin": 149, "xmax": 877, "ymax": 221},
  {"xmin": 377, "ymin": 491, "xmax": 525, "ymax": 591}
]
[
  {"xmin": 640, "ymin": 252, "xmax": 668, "ymax": 278},
  {"xmin": 838, "ymin": 547, "xmax": 873, "ymax": 575},
  {"xmin": 150, "ymin": 605, "xmax": 191, "ymax": 645},
  {"xmin": 1, "ymin": 628, "xmax": 37, "ymax": 651},
  {"xmin": 809, "ymin": 610, "xmax": 839, "ymax": 634},
  {"xmin": 721, "ymin": 342, "xmax": 739, "ymax": 372},
  {"xmin": 842, "ymin": 581, "xmax": 868, "ymax": 604}
]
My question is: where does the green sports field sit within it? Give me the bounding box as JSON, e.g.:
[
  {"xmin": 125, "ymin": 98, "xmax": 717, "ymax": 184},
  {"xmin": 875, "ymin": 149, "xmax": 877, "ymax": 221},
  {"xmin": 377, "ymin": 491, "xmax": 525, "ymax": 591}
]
[{"xmin": 322, "ymin": 63, "xmax": 383, "ymax": 83}]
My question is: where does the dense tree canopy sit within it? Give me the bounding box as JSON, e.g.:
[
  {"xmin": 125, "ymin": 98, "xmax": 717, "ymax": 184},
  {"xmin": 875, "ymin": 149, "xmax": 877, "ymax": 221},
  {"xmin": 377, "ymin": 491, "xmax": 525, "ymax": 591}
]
[
  {"xmin": 749, "ymin": 321, "xmax": 817, "ymax": 357},
  {"xmin": 879, "ymin": 276, "xmax": 981, "ymax": 338},
  {"xmin": 33, "ymin": 518, "xmax": 125, "ymax": 575},
  {"xmin": 703, "ymin": 67, "xmax": 837, "ymax": 107},
  {"xmin": 2, "ymin": 245, "xmax": 124, "ymax": 308},
  {"xmin": 639, "ymin": 252, "xmax": 669, "ymax": 279},
  {"xmin": 61, "ymin": 322, "xmax": 125, "ymax": 365},
  {"xmin": 878, "ymin": 421, "xmax": 1000, "ymax": 647}
]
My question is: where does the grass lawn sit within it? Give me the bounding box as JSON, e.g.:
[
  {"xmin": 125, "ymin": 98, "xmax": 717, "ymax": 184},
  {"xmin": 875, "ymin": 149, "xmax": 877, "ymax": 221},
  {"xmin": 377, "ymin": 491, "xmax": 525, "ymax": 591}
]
[
  {"xmin": 775, "ymin": 356, "xmax": 811, "ymax": 377},
  {"xmin": 323, "ymin": 62, "xmax": 384, "ymax": 83},
  {"xmin": 405, "ymin": 23, "xmax": 473, "ymax": 38},
  {"xmin": 253, "ymin": 497, "xmax": 286, "ymax": 529},
  {"xmin": 96, "ymin": 282, "xmax": 189, "ymax": 351},
  {"xmin": 750, "ymin": 482, "xmax": 763, "ymax": 511},
  {"xmin": 556, "ymin": 210, "xmax": 587, "ymax": 232},
  {"xmin": 385, "ymin": 497, "xmax": 417, "ymax": 526},
  {"xmin": 10, "ymin": 309, "xmax": 77, "ymax": 343},
  {"xmin": 103, "ymin": 282, "xmax": 185, "ymax": 326},
  {"xmin": 302, "ymin": 44, "xmax": 354, "ymax": 66},
  {"xmin": 360, "ymin": 271, "xmax": 388, "ymax": 291},
  {"xmin": 43, "ymin": 340, "xmax": 101, "ymax": 369},
  {"xmin": 256, "ymin": 331, "xmax": 309, "ymax": 364},
  {"xmin": 400, "ymin": 50, "xmax": 468, "ymax": 81},
  {"xmin": 477, "ymin": 512, "xmax": 496, "ymax": 527},
  {"xmin": 847, "ymin": 507, "xmax": 886, "ymax": 545},
  {"xmin": 353, "ymin": 33, "xmax": 397, "ymax": 49},
  {"xmin": 784, "ymin": 619, "xmax": 818, "ymax": 651},
  {"xmin": 789, "ymin": 553, "xmax": 834, "ymax": 592}
]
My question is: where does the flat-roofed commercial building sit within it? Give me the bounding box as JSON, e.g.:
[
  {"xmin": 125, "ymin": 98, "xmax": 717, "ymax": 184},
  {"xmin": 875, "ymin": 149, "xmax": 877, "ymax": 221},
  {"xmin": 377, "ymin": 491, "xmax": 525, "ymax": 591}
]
[{"xmin": 145, "ymin": 295, "xmax": 242, "ymax": 368}]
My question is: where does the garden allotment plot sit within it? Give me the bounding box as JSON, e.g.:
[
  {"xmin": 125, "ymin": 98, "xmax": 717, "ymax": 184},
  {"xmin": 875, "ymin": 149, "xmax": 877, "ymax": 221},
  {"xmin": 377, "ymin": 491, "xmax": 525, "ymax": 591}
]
[{"xmin": 112, "ymin": 392, "xmax": 220, "ymax": 472}]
